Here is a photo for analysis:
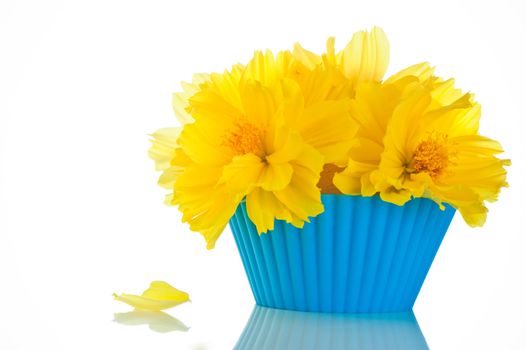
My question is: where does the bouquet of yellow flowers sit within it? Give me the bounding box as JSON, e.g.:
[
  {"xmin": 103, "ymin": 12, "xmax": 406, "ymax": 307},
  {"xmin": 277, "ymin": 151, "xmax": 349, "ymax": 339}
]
[{"xmin": 149, "ymin": 27, "xmax": 509, "ymax": 313}]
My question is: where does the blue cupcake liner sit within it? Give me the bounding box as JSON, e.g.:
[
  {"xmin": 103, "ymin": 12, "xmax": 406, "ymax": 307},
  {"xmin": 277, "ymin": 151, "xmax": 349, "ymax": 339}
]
[
  {"xmin": 229, "ymin": 194, "xmax": 455, "ymax": 313},
  {"xmin": 235, "ymin": 306, "xmax": 428, "ymax": 350}
]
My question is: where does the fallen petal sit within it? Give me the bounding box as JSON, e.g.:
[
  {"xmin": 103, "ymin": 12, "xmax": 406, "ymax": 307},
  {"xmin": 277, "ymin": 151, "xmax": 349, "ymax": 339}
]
[{"xmin": 113, "ymin": 281, "xmax": 190, "ymax": 311}]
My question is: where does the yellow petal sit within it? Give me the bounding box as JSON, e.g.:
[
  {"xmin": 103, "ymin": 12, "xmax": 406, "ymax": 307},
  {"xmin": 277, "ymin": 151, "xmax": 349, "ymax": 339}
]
[
  {"xmin": 341, "ymin": 27, "xmax": 389, "ymax": 83},
  {"xmin": 360, "ymin": 172, "xmax": 377, "ymax": 197},
  {"xmin": 298, "ymin": 64, "xmax": 351, "ymax": 106},
  {"xmin": 385, "ymin": 62, "xmax": 435, "ymax": 84},
  {"xmin": 293, "ymin": 43, "xmax": 321, "ymax": 70},
  {"xmin": 243, "ymin": 50, "xmax": 292, "ymax": 87},
  {"xmin": 458, "ymin": 202, "xmax": 488, "ymax": 227},
  {"xmin": 240, "ymin": 81, "xmax": 276, "ymax": 126},
  {"xmin": 385, "ymin": 86, "xmax": 432, "ymax": 156},
  {"xmin": 178, "ymin": 121, "xmax": 233, "ymax": 166},
  {"xmin": 113, "ymin": 281, "xmax": 189, "ymax": 311},
  {"xmin": 208, "ymin": 66, "xmax": 245, "ymax": 112},
  {"xmin": 260, "ymin": 162, "xmax": 293, "ymax": 191},
  {"xmin": 333, "ymin": 168, "xmax": 361, "ymax": 195},
  {"xmin": 429, "ymin": 78, "xmax": 465, "ymax": 106},
  {"xmin": 265, "ymin": 126, "xmax": 303, "ymax": 164},
  {"xmin": 299, "ymin": 99, "xmax": 355, "ymax": 164},
  {"xmin": 333, "ymin": 153, "xmax": 379, "ymax": 196},
  {"xmin": 325, "ymin": 37, "xmax": 337, "ymax": 65},
  {"xmin": 378, "ymin": 186, "xmax": 412, "ymax": 206},
  {"xmin": 220, "ymin": 153, "xmax": 265, "ymax": 194},
  {"xmin": 350, "ymin": 82, "xmax": 402, "ymax": 144},
  {"xmin": 273, "ymin": 145, "xmax": 325, "ymax": 222},
  {"xmin": 246, "ymin": 188, "xmax": 293, "ymax": 233},
  {"xmin": 174, "ymin": 165, "xmax": 241, "ymax": 249},
  {"xmin": 172, "ymin": 73, "xmax": 210, "ymax": 125},
  {"xmin": 157, "ymin": 166, "xmax": 179, "ymax": 189},
  {"xmin": 148, "ymin": 128, "xmax": 181, "ymax": 171},
  {"xmin": 188, "ymin": 77, "xmax": 243, "ymax": 124},
  {"xmin": 273, "ymin": 78, "xmax": 304, "ymax": 127}
]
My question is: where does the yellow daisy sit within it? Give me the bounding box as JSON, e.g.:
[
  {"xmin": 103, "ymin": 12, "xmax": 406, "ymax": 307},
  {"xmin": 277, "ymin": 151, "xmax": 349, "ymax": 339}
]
[
  {"xmin": 166, "ymin": 59, "xmax": 357, "ymax": 248},
  {"xmin": 336, "ymin": 79, "xmax": 509, "ymax": 226},
  {"xmin": 376, "ymin": 86, "xmax": 509, "ymax": 226},
  {"xmin": 333, "ymin": 63, "xmax": 479, "ymax": 196}
]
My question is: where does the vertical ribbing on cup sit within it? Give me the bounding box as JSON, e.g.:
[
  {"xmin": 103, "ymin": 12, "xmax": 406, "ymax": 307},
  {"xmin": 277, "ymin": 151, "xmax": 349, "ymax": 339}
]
[
  {"xmin": 370, "ymin": 201, "xmax": 405, "ymax": 311},
  {"xmin": 258, "ymin": 227, "xmax": 285, "ymax": 309},
  {"xmin": 269, "ymin": 220, "xmax": 295, "ymax": 309},
  {"xmin": 346, "ymin": 196, "xmax": 373, "ymax": 312},
  {"xmin": 392, "ymin": 199, "xmax": 433, "ymax": 311},
  {"xmin": 405, "ymin": 204, "xmax": 456, "ymax": 309},
  {"xmin": 283, "ymin": 224, "xmax": 307, "ymax": 310},
  {"xmin": 240, "ymin": 203, "xmax": 276, "ymax": 307},
  {"xmin": 301, "ymin": 214, "xmax": 319, "ymax": 312},
  {"xmin": 333, "ymin": 195, "xmax": 354, "ymax": 313},
  {"xmin": 233, "ymin": 205, "xmax": 270, "ymax": 306},
  {"xmin": 229, "ymin": 212, "xmax": 262, "ymax": 305},
  {"xmin": 357, "ymin": 197, "xmax": 390, "ymax": 312},
  {"xmin": 381, "ymin": 199, "xmax": 422, "ymax": 310},
  {"xmin": 399, "ymin": 205, "xmax": 441, "ymax": 310},
  {"xmin": 230, "ymin": 195, "xmax": 455, "ymax": 313},
  {"xmin": 317, "ymin": 195, "xmax": 335, "ymax": 312}
]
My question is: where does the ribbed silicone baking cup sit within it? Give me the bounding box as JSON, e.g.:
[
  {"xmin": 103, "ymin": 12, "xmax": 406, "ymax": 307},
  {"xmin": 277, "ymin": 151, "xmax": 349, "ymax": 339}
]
[
  {"xmin": 235, "ymin": 306, "xmax": 428, "ymax": 350},
  {"xmin": 229, "ymin": 194, "xmax": 456, "ymax": 313}
]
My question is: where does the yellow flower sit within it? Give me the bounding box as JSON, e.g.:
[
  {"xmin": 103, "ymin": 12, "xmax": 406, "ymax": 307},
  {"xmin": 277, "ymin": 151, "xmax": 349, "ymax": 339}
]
[
  {"xmin": 378, "ymin": 87, "xmax": 509, "ymax": 226},
  {"xmin": 173, "ymin": 68, "xmax": 357, "ymax": 248},
  {"xmin": 336, "ymin": 78, "xmax": 509, "ymax": 226},
  {"xmin": 113, "ymin": 281, "xmax": 190, "ymax": 311},
  {"xmin": 333, "ymin": 63, "xmax": 478, "ymax": 196}
]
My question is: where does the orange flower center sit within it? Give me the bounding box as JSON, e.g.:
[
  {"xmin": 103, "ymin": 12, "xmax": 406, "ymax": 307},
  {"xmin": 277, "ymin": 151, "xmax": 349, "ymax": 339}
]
[
  {"xmin": 222, "ymin": 120, "xmax": 265, "ymax": 157},
  {"xmin": 412, "ymin": 133, "xmax": 452, "ymax": 179}
]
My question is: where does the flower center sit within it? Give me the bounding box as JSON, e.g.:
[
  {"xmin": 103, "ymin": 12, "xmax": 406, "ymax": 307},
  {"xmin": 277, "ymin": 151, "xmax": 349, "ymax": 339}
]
[
  {"xmin": 222, "ymin": 120, "xmax": 265, "ymax": 157},
  {"xmin": 412, "ymin": 133, "xmax": 451, "ymax": 179}
]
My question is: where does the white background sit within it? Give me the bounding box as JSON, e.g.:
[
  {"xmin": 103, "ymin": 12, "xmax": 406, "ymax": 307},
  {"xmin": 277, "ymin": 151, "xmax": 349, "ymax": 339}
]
[{"xmin": 1, "ymin": 0, "xmax": 525, "ymax": 349}]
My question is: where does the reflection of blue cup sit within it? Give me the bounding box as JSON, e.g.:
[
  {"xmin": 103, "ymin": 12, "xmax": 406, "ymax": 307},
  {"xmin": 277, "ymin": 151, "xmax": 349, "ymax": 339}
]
[
  {"xmin": 229, "ymin": 194, "xmax": 455, "ymax": 313},
  {"xmin": 235, "ymin": 306, "xmax": 429, "ymax": 350}
]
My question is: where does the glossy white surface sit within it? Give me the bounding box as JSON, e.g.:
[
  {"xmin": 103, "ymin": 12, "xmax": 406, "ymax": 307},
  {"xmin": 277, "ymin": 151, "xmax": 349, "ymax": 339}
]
[{"xmin": 1, "ymin": 0, "xmax": 525, "ymax": 349}]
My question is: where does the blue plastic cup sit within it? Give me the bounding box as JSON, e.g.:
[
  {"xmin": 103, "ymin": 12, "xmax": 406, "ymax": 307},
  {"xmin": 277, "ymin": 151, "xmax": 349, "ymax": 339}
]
[{"xmin": 229, "ymin": 194, "xmax": 455, "ymax": 313}]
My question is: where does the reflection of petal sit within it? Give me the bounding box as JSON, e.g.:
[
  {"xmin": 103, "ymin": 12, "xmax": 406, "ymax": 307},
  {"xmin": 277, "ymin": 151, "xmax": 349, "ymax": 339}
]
[
  {"xmin": 235, "ymin": 306, "xmax": 428, "ymax": 350},
  {"xmin": 113, "ymin": 309, "xmax": 189, "ymax": 333}
]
